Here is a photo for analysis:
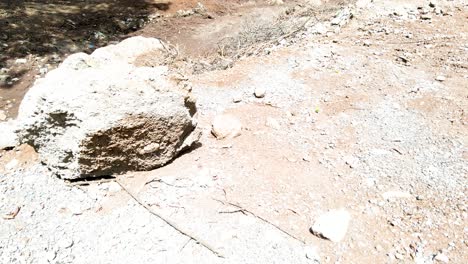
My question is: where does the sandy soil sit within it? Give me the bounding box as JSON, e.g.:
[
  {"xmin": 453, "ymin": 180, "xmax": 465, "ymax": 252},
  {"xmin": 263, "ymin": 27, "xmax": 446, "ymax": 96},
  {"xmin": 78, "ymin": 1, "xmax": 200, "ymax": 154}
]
[{"xmin": 1, "ymin": 0, "xmax": 467, "ymax": 263}]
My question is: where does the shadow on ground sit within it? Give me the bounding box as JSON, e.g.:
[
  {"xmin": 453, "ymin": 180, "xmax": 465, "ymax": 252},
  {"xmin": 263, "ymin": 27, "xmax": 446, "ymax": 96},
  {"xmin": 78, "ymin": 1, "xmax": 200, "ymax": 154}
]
[{"xmin": 0, "ymin": 0, "xmax": 169, "ymax": 71}]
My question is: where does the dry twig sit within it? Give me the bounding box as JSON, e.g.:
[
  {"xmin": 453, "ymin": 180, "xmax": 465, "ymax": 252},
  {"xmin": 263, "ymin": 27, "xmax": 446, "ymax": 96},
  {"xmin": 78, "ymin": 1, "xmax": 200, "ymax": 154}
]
[
  {"xmin": 214, "ymin": 198, "xmax": 305, "ymax": 244},
  {"xmin": 116, "ymin": 178, "xmax": 225, "ymax": 258}
]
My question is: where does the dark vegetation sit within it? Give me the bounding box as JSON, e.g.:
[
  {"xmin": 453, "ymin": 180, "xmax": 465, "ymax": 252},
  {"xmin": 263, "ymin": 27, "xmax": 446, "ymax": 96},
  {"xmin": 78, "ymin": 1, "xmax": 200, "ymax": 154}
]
[{"xmin": 0, "ymin": 0, "xmax": 170, "ymax": 68}]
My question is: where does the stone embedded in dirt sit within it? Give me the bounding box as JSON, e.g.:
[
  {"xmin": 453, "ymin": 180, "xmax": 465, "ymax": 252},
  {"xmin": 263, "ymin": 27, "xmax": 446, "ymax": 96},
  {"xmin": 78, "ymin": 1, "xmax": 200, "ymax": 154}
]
[
  {"xmin": 5, "ymin": 159, "xmax": 19, "ymax": 171},
  {"xmin": 232, "ymin": 95, "xmax": 243, "ymax": 103},
  {"xmin": 304, "ymin": 246, "xmax": 320, "ymax": 262},
  {"xmin": 331, "ymin": 7, "xmax": 353, "ymax": 27},
  {"xmin": 310, "ymin": 22, "xmax": 328, "ymax": 35},
  {"xmin": 57, "ymin": 238, "xmax": 74, "ymax": 249},
  {"xmin": 0, "ymin": 74, "xmax": 10, "ymax": 86},
  {"xmin": 421, "ymin": 14, "xmax": 432, "ymax": 20},
  {"xmin": 254, "ymin": 87, "xmax": 266, "ymax": 98},
  {"xmin": 15, "ymin": 58, "xmax": 27, "ymax": 64},
  {"xmin": 0, "ymin": 121, "xmax": 18, "ymax": 150},
  {"xmin": 107, "ymin": 182, "xmax": 123, "ymax": 193},
  {"xmin": 344, "ymin": 155, "xmax": 359, "ymax": 168},
  {"xmin": 436, "ymin": 75, "xmax": 446, "ymax": 82},
  {"xmin": 212, "ymin": 114, "xmax": 242, "ymax": 140},
  {"xmin": 434, "ymin": 253, "xmax": 449, "ymax": 263},
  {"xmin": 269, "ymin": 0, "xmax": 284, "ymax": 5},
  {"xmin": 0, "ymin": 110, "xmax": 6, "ymax": 121},
  {"xmin": 266, "ymin": 117, "xmax": 280, "ymax": 130},
  {"xmin": 310, "ymin": 209, "xmax": 350, "ymax": 242},
  {"xmin": 16, "ymin": 37, "xmax": 199, "ymax": 180},
  {"xmin": 382, "ymin": 191, "xmax": 412, "ymax": 200}
]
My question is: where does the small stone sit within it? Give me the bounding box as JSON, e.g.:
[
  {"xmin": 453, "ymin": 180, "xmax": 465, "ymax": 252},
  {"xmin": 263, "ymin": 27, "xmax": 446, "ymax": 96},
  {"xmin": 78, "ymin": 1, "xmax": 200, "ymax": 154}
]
[
  {"xmin": 0, "ymin": 110, "xmax": 6, "ymax": 121},
  {"xmin": 15, "ymin": 58, "xmax": 27, "ymax": 64},
  {"xmin": 421, "ymin": 14, "xmax": 432, "ymax": 20},
  {"xmin": 434, "ymin": 253, "xmax": 449, "ymax": 263},
  {"xmin": 382, "ymin": 191, "xmax": 412, "ymax": 200},
  {"xmin": 39, "ymin": 67, "xmax": 48, "ymax": 75},
  {"xmin": 212, "ymin": 114, "xmax": 242, "ymax": 140},
  {"xmin": 265, "ymin": 117, "xmax": 280, "ymax": 130},
  {"xmin": 310, "ymin": 209, "xmax": 350, "ymax": 242},
  {"xmin": 0, "ymin": 121, "xmax": 18, "ymax": 149},
  {"xmin": 139, "ymin": 142, "xmax": 160, "ymax": 155},
  {"xmin": 0, "ymin": 74, "xmax": 10, "ymax": 85},
  {"xmin": 57, "ymin": 238, "xmax": 74, "ymax": 249},
  {"xmin": 5, "ymin": 159, "xmax": 19, "ymax": 171},
  {"xmin": 434, "ymin": 8, "xmax": 443, "ymax": 15},
  {"xmin": 304, "ymin": 246, "xmax": 320, "ymax": 262},
  {"xmin": 436, "ymin": 75, "xmax": 446, "ymax": 82},
  {"xmin": 107, "ymin": 182, "xmax": 122, "ymax": 193},
  {"xmin": 363, "ymin": 40, "xmax": 371, "ymax": 46},
  {"xmin": 311, "ymin": 23, "xmax": 328, "ymax": 35},
  {"xmin": 232, "ymin": 95, "xmax": 242, "ymax": 103},
  {"xmin": 344, "ymin": 155, "xmax": 359, "ymax": 168},
  {"xmin": 68, "ymin": 203, "xmax": 84, "ymax": 215},
  {"xmin": 269, "ymin": 0, "xmax": 284, "ymax": 5},
  {"xmin": 254, "ymin": 87, "xmax": 266, "ymax": 98},
  {"xmin": 429, "ymin": 2, "xmax": 436, "ymax": 8}
]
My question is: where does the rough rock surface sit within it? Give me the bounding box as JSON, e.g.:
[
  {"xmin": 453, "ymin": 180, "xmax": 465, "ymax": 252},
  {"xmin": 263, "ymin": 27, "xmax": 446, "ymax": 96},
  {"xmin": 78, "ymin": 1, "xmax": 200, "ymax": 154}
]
[
  {"xmin": 211, "ymin": 114, "xmax": 242, "ymax": 139},
  {"xmin": 0, "ymin": 121, "xmax": 18, "ymax": 150},
  {"xmin": 16, "ymin": 37, "xmax": 198, "ymax": 180},
  {"xmin": 310, "ymin": 209, "xmax": 351, "ymax": 242}
]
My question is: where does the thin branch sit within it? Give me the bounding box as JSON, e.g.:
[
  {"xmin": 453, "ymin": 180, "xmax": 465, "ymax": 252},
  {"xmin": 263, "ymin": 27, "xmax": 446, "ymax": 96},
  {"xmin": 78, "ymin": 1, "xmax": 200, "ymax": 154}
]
[
  {"xmin": 116, "ymin": 178, "xmax": 225, "ymax": 258},
  {"xmin": 213, "ymin": 198, "xmax": 306, "ymax": 244}
]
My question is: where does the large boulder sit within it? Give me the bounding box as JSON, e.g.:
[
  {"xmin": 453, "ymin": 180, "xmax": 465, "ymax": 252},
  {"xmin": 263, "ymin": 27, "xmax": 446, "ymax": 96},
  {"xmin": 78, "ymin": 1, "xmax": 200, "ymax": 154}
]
[{"xmin": 16, "ymin": 37, "xmax": 199, "ymax": 180}]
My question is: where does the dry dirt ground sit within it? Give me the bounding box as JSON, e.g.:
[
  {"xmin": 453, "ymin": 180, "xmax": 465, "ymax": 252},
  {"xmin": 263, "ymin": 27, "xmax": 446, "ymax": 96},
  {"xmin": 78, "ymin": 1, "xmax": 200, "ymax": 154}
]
[{"xmin": 1, "ymin": 0, "xmax": 468, "ymax": 263}]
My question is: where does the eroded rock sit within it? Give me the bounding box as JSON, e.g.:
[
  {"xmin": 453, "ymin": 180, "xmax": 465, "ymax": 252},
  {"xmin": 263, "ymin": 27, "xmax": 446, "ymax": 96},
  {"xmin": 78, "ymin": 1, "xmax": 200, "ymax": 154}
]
[
  {"xmin": 310, "ymin": 209, "xmax": 350, "ymax": 242},
  {"xmin": 16, "ymin": 37, "xmax": 199, "ymax": 180},
  {"xmin": 212, "ymin": 114, "xmax": 242, "ymax": 140}
]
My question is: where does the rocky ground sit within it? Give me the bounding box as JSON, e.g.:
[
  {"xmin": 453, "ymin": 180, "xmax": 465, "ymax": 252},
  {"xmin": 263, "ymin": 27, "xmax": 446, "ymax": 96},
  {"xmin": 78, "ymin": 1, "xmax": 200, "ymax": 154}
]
[{"xmin": 1, "ymin": 0, "xmax": 467, "ymax": 263}]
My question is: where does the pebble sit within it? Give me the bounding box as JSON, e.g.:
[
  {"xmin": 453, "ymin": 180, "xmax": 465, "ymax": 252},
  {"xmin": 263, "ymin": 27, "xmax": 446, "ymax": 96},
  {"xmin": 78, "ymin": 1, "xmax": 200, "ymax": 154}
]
[
  {"xmin": 310, "ymin": 209, "xmax": 351, "ymax": 242},
  {"xmin": 344, "ymin": 155, "xmax": 359, "ymax": 168},
  {"xmin": 15, "ymin": 58, "xmax": 27, "ymax": 64},
  {"xmin": 139, "ymin": 142, "xmax": 160, "ymax": 154},
  {"xmin": 232, "ymin": 95, "xmax": 242, "ymax": 103},
  {"xmin": 304, "ymin": 246, "xmax": 320, "ymax": 262},
  {"xmin": 395, "ymin": 252, "xmax": 404, "ymax": 260},
  {"xmin": 57, "ymin": 238, "xmax": 74, "ymax": 249},
  {"xmin": 107, "ymin": 182, "xmax": 122, "ymax": 193},
  {"xmin": 436, "ymin": 75, "xmax": 446, "ymax": 82},
  {"xmin": 311, "ymin": 23, "xmax": 328, "ymax": 35},
  {"xmin": 421, "ymin": 14, "xmax": 432, "ymax": 20},
  {"xmin": 68, "ymin": 203, "xmax": 84, "ymax": 215},
  {"xmin": 5, "ymin": 159, "xmax": 19, "ymax": 171},
  {"xmin": 254, "ymin": 87, "xmax": 266, "ymax": 98},
  {"xmin": 0, "ymin": 74, "xmax": 10, "ymax": 85},
  {"xmin": 382, "ymin": 191, "xmax": 412, "ymax": 200},
  {"xmin": 0, "ymin": 110, "xmax": 6, "ymax": 121},
  {"xmin": 40, "ymin": 67, "xmax": 48, "ymax": 75},
  {"xmin": 211, "ymin": 114, "xmax": 242, "ymax": 139},
  {"xmin": 265, "ymin": 117, "xmax": 280, "ymax": 130},
  {"xmin": 434, "ymin": 253, "xmax": 449, "ymax": 263}
]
